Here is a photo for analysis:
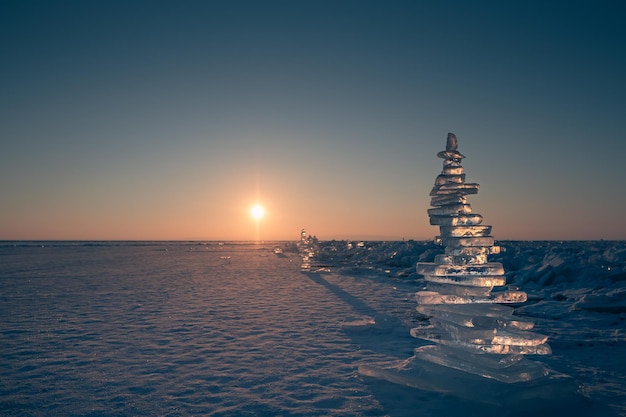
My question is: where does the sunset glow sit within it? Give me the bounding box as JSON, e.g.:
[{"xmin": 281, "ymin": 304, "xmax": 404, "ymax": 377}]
[{"xmin": 250, "ymin": 204, "xmax": 265, "ymax": 221}]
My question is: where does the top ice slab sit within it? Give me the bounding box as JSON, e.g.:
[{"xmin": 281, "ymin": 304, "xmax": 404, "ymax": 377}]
[
  {"xmin": 437, "ymin": 133, "xmax": 465, "ymax": 160},
  {"xmin": 446, "ymin": 132, "xmax": 458, "ymax": 151}
]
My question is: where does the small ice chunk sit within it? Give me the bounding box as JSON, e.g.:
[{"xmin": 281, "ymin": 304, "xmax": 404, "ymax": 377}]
[{"xmin": 340, "ymin": 316, "xmax": 376, "ymax": 331}]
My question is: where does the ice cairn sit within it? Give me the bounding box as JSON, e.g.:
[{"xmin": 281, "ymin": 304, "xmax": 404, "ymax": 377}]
[
  {"xmin": 298, "ymin": 229, "xmax": 317, "ymax": 272},
  {"xmin": 409, "ymin": 132, "xmax": 551, "ymax": 383},
  {"xmin": 359, "ymin": 134, "xmax": 573, "ymax": 402}
]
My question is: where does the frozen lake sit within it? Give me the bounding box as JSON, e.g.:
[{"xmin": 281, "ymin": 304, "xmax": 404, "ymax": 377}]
[{"xmin": 1, "ymin": 241, "xmax": 624, "ymax": 416}]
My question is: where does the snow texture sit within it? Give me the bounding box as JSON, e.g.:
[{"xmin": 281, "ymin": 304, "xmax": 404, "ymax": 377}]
[{"xmin": 0, "ymin": 239, "xmax": 624, "ymax": 416}]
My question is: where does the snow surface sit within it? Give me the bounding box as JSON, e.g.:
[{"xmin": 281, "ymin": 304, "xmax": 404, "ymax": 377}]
[{"xmin": 0, "ymin": 240, "xmax": 624, "ymax": 416}]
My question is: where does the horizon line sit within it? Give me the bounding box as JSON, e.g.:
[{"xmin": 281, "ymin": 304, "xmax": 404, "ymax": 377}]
[{"xmin": 1, "ymin": 238, "xmax": 625, "ymax": 243}]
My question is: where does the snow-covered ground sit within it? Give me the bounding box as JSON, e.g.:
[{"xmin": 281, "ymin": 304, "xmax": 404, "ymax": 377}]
[{"xmin": 1, "ymin": 240, "xmax": 624, "ymax": 416}]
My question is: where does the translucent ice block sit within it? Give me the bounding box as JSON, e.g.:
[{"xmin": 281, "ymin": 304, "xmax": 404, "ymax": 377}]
[
  {"xmin": 416, "ymin": 305, "xmax": 534, "ymax": 331},
  {"xmin": 415, "ymin": 290, "xmax": 526, "ymax": 305},
  {"xmin": 443, "ymin": 160, "xmax": 462, "ymax": 169},
  {"xmin": 301, "ymin": 256, "xmax": 311, "ymax": 272},
  {"xmin": 416, "ymin": 303, "xmax": 515, "ymax": 319},
  {"xmin": 430, "ymin": 183, "xmax": 479, "ymax": 196},
  {"xmin": 416, "ymin": 262, "xmax": 505, "ymax": 276},
  {"xmin": 434, "ymin": 253, "xmax": 489, "ymax": 265},
  {"xmin": 414, "ymin": 345, "xmax": 549, "ymax": 383},
  {"xmin": 441, "ymin": 236, "xmax": 495, "ymax": 247},
  {"xmin": 493, "ymin": 290, "xmax": 527, "ymax": 303},
  {"xmin": 492, "ymin": 330, "xmax": 549, "ymax": 347},
  {"xmin": 410, "ymin": 327, "xmax": 551, "ymax": 354},
  {"xmin": 416, "ymin": 344, "xmax": 523, "ymax": 369},
  {"xmin": 415, "ymin": 291, "xmax": 480, "ymax": 305},
  {"xmin": 443, "ymin": 166, "xmax": 465, "ymax": 176},
  {"xmin": 430, "ymin": 194, "xmax": 468, "ymax": 206},
  {"xmin": 437, "ymin": 150, "xmax": 466, "ymax": 160},
  {"xmin": 426, "ymin": 282, "xmax": 493, "ymax": 297},
  {"xmin": 429, "ymin": 214, "xmax": 483, "ymax": 226},
  {"xmin": 434, "ymin": 174, "xmax": 465, "ymax": 185},
  {"xmin": 473, "ymin": 315, "xmax": 535, "ymax": 331},
  {"xmin": 431, "ymin": 319, "xmax": 544, "ymax": 346},
  {"xmin": 444, "ymin": 245, "xmax": 500, "ymax": 256},
  {"xmin": 428, "ymin": 204, "xmax": 472, "ymax": 216},
  {"xmin": 422, "ymin": 274, "xmax": 507, "ymax": 287},
  {"xmin": 439, "ymin": 225, "xmax": 492, "ymax": 238},
  {"xmin": 431, "ymin": 318, "xmax": 496, "ymax": 341}
]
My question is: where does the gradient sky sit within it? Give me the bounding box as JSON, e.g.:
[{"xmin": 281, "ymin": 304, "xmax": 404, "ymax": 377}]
[{"xmin": 1, "ymin": 1, "xmax": 625, "ymax": 241}]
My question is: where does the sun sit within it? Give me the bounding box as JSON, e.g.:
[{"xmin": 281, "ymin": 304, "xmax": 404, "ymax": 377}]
[{"xmin": 250, "ymin": 204, "xmax": 265, "ymax": 220}]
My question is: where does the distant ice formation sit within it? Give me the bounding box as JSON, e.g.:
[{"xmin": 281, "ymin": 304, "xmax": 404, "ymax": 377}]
[{"xmin": 298, "ymin": 229, "xmax": 318, "ymax": 272}]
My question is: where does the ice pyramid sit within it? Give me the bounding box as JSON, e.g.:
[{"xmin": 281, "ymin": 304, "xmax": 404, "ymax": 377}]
[{"xmin": 409, "ymin": 133, "xmax": 551, "ymax": 383}]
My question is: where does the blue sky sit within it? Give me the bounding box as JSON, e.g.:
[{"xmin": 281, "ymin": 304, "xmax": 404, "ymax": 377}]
[{"xmin": 1, "ymin": 1, "xmax": 625, "ymax": 240}]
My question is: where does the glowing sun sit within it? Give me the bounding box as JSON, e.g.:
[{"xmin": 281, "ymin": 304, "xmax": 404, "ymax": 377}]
[{"xmin": 250, "ymin": 204, "xmax": 265, "ymax": 220}]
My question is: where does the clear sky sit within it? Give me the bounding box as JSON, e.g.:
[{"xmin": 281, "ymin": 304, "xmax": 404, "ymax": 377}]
[{"xmin": 1, "ymin": 1, "xmax": 625, "ymax": 241}]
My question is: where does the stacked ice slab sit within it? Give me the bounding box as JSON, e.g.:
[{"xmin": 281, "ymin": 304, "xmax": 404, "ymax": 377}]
[{"xmin": 411, "ymin": 133, "xmax": 551, "ymax": 383}]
